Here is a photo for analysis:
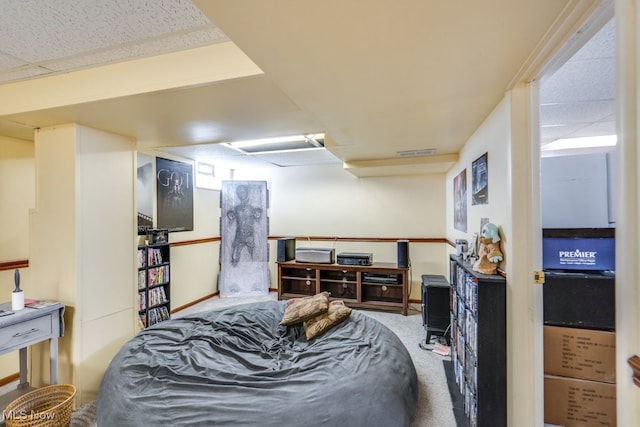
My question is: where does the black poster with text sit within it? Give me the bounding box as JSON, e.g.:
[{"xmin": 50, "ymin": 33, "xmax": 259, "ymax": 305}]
[{"xmin": 156, "ymin": 157, "xmax": 193, "ymax": 232}]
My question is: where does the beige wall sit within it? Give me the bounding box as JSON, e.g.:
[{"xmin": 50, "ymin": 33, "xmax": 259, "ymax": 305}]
[
  {"xmin": 144, "ymin": 158, "xmax": 450, "ymax": 306},
  {"xmin": 136, "ymin": 152, "xmax": 222, "ymax": 310},
  {"xmin": 28, "ymin": 124, "xmax": 136, "ymax": 404},
  {"xmin": 235, "ymin": 163, "xmax": 449, "ymax": 300},
  {"xmin": 446, "ymin": 98, "xmax": 510, "ymax": 264},
  {"xmin": 444, "ymin": 89, "xmax": 545, "ymax": 425},
  {"xmin": 0, "ymin": 136, "xmax": 35, "ymax": 380}
]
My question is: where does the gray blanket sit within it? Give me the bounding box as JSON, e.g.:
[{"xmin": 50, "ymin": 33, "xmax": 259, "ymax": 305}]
[{"xmin": 97, "ymin": 300, "xmax": 417, "ymax": 426}]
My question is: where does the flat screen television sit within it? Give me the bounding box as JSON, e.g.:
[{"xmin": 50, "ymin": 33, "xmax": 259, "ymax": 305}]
[{"xmin": 542, "ymin": 228, "xmax": 615, "ymax": 272}]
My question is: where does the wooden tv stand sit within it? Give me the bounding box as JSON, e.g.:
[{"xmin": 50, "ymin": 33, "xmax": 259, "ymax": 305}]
[{"xmin": 277, "ymin": 261, "xmax": 409, "ymax": 315}]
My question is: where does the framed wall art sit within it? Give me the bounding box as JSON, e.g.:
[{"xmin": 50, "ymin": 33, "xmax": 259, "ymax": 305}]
[
  {"xmin": 472, "ymin": 152, "xmax": 489, "ymax": 205},
  {"xmin": 156, "ymin": 157, "xmax": 194, "ymax": 232},
  {"xmin": 454, "ymin": 169, "xmax": 467, "ymax": 232}
]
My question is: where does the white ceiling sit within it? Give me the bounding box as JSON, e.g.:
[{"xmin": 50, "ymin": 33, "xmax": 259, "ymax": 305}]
[
  {"xmin": 539, "ymin": 17, "xmax": 616, "ymax": 146},
  {"xmin": 0, "ymin": 0, "xmax": 614, "ymax": 176}
]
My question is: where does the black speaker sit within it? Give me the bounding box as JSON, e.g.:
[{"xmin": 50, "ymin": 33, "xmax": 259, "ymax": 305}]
[
  {"xmin": 421, "ymin": 275, "xmax": 451, "ymax": 345},
  {"xmin": 277, "ymin": 237, "xmax": 296, "ymax": 262},
  {"xmin": 397, "ymin": 240, "xmax": 409, "ymax": 268}
]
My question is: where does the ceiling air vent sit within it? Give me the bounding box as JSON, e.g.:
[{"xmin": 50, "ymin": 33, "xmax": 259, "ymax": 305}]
[{"xmin": 396, "ymin": 148, "xmax": 436, "ymax": 157}]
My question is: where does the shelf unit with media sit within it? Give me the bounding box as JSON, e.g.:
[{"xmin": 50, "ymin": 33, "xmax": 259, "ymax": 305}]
[
  {"xmin": 137, "ymin": 242, "xmax": 171, "ymax": 328},
  {"xmin": 277, "ymin": 261, "xmax": 409, "ymax": 315},
  {"xmin": 449, "ymin": 255, "xmax": 506, "ymax": 427}
]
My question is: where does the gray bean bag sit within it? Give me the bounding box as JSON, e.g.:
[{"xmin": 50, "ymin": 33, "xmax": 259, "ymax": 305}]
[{"xmin": 97, "ymin": 300, "xmax": 417, "ymax": 426}]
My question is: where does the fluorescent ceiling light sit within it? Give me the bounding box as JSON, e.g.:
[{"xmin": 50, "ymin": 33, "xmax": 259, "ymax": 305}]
[
  {"xmin": 542, "ymin": 135, "xmax": 617, "ymax": 151},
  {"xmin": 222, "ymin": 133, "xmax": 324, "ymax": 154}
]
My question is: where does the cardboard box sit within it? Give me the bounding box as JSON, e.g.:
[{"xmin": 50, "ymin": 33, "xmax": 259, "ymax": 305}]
[
  {"xmin": 544, "ymin": 375, "xmax": 616, "ymax": 427},
  {"xmin": 544, "ymin": 325, "xmax": 616, "ymax": 383}
]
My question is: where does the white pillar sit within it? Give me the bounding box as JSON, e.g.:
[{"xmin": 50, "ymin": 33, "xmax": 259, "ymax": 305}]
[
  {"xmin": 506, "ymin": 83, "xmax": 543, "ymax": 426},
  {"xmin": 615, "ymin": 0, "xmax": 640, "ymax": 424},
  {"xmin": 30, "ymin": 124, "xmax": 137, "ymax": 404}
]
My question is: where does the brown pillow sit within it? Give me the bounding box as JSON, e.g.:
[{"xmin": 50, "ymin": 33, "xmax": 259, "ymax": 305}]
[
  {"xmin": 303, "ymin": 300, "xmax": 352, "ymax": 340},
  {"xmin": 280, "ymin": 292, "xmax": 330, "ymax": 326}
]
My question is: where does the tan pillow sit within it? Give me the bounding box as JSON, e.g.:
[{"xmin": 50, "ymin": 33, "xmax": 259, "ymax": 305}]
[
  {"xmin": 303, "ymin": 300, "xmax": 352, "ymax": 340},
  {"xmin": 280, "ymin": 292, "xmax": 330, "ymax": 326}
]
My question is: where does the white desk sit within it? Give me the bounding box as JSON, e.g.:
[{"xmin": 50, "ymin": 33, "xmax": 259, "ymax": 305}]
[{"xmin": 0, "ymin": 302, "xmax": 64, "ymax": 387}]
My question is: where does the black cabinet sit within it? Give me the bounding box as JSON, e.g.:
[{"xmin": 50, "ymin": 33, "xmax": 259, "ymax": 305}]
[
  {"xmin": 421, "ymin": 274, "xmax": 451, "ymax": 345},
  {"xmin": 543, "ymin": 270, "xmax": 615, "ymax": 331},
  {"xmin": 449, "ymin": 255, "xmax": 506, "ymax": 427}
]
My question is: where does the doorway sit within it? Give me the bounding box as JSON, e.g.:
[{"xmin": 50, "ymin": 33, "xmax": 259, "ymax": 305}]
[{"xmin": 537, "ymin": 14, "xmax": 617, "ymax": 427}]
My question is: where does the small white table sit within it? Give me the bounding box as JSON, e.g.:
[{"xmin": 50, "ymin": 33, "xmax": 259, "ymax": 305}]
[{"xmin": 0, "ymin": 301, "xmax": 64, "ymax": 387}]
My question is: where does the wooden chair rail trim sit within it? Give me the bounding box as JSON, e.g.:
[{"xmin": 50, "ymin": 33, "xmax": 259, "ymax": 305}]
[
  {"xmin": 0, "ymin": 373, "xmax": 20, "ymax": 387},
  {"xmin": 171, "ymin": 292, "xmax": 218, "ymax": 314},
  {"xmin": 171, "ymin": 236, "xmax": 449, "ymax": 247},
  {"xmin": 0, "ymin": 259, "xmax": 28, "ymax": 272},
  {"xmin": 170, "ymin": 237, "xmax": 219, "ymax": 247}
]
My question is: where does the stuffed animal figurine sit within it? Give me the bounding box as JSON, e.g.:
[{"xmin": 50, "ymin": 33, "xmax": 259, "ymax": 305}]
[{"xmin": 472, "ymin": 222, "xmax": 503, "ymax": 275}]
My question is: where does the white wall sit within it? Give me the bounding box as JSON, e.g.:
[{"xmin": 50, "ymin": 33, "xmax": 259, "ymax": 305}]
[
  {"xmin": 235, "ymin": 163, "xmax": 449, "ymax": 300},
  {"xmin": 446, "ymin": 99, "xmax": 510, "ymax": 264},
  {"xmin": 445, "ymin": 93, "xmax": 538, "ymax": 425},
  {"xmin": 137, "ymin": 159, "xmax": 451, "ymax": 304}
]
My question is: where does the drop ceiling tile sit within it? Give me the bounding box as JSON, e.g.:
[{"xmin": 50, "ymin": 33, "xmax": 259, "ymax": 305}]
[
  {"xmin": 540, "ymin": 58, "xmax": 615, "ymax": 104},
  {"xmin": 540, "ymin": 100, "xmax": 615, "ymax": 126},
  {"xmin": 215, "ymin": 155, "xmax": 278, "ymax": 170},
  {"xmin": 158, "ymin": 143, "xmax": 243, "ymax": 163},
  {"xmin": 540, "ymin": 119, "xmax": 616, "ymax": 145},
  {"xmin": 571, "ymin": 19, "xmax": 615, "ymax": 61},
  {"xmin": 0, "ymin": 66, "xmax": 53, "ymax": 84},
  {"xmin": 540, "ymin": 123, "xmax": 588, "ymax": 143},
  {"xmin": 0, "ymin": 0, "xmax": 216, "ymax": 63},
  {"xmin": 155, "ymin": 145, "xmax": 277, "ymax": 170},
  {"xmin": 45, "ymin": 27, "xmax": 228, "ymax": 72},
  {"xmin": 566, "ymin": 120, "xmax": 616, "ymax": 138},
  {"xmin": 253, "ymin": 148, "xmax": 342, "ymax": 167},
  {"xmin": 0, "ymin": 52, "xmax": 27, "ymax": 71}
]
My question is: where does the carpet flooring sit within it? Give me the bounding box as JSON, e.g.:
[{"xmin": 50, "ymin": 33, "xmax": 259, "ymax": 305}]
[
  {"xmin": 357, "ymin": 307, "xmax": 458, "ymax": 427},
  {"xmin": 4, "ymin": 293, "xmax": 460, "ymax": 426},
  {"xmin": 178, "ymin": 293, "xmax": 459, "ymax": 427},
  {"xmin": 443, "ymin": 360, "xmax": 470, "ymax": 427}
]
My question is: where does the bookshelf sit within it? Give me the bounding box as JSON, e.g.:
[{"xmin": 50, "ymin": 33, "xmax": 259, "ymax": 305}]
[
  {"xmin": 449, "ymin": 255, "xmax": 506, "ymax": 427},
  {"xmin": 137, "ymin": 242, "xmax": 171, "ymax": 328}
]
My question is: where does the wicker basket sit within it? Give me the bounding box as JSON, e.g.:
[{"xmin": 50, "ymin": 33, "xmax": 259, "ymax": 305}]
[{"xmin": 3, "ymin": 384, "xmax": 76, "ymax": 427}]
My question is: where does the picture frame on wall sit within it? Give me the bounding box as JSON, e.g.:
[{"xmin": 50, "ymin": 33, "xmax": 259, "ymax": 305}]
[
  {"xmin": 454, "ymin": 169, "xmax": 467, "ymax": 232},
  {"xmin": 156, "ymin": 157, "xmax": 194, "ymax": 232},
  {"xmin": 472, "ymin": 152, "xmax": 489, "ymax": 205}
]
